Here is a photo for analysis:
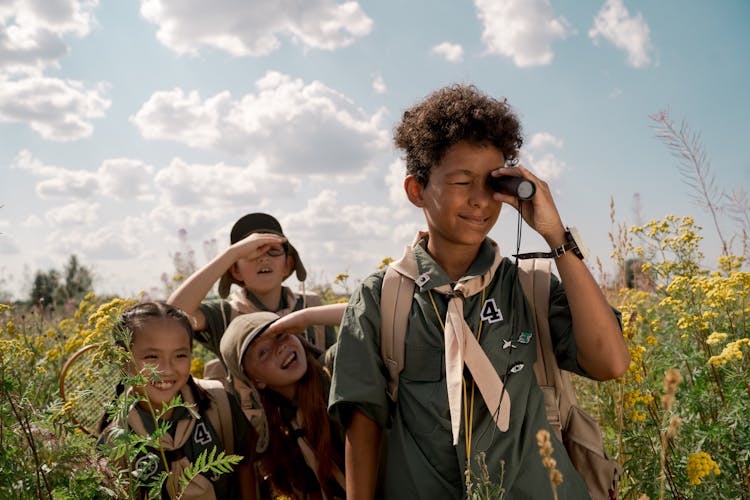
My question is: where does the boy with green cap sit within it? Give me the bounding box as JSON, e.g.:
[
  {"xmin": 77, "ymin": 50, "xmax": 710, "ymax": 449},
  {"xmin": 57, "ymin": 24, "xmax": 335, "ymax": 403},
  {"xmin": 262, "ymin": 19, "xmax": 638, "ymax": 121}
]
[
  {"xmin": 328, "ymin": 85, "xmax": 630, "ymax": 499},
  {"xmin": 168, "ymin": 212, "xmax": 337, "ymax": 362}
]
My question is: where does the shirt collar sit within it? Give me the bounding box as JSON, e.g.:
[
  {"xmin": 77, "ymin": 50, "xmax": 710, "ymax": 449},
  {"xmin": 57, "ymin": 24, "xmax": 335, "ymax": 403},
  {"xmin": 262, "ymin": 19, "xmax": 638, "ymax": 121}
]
[{"xmin": 412, "ymin": 238, "xmax": 496, "ymax": 292}]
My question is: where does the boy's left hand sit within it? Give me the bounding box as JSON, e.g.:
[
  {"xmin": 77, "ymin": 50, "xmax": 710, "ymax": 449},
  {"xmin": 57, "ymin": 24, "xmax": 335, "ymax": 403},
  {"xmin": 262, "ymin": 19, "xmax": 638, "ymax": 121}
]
[{"xmin": 490, "ymin": 164, "xmax": 566, "ymax": 244}]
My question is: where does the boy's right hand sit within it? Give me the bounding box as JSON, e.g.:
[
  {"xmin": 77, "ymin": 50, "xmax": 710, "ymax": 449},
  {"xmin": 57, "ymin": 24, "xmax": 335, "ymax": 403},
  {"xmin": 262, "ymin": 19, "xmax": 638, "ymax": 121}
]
[{"xmin": 229, "ymin": 232, "xmax": 287, "ymax": 260}]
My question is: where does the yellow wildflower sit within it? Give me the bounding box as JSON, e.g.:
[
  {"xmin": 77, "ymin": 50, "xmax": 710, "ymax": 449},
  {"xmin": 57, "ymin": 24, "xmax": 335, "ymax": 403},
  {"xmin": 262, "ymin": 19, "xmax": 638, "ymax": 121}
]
[
  {"xmin": 708, "ymin": 338, "xmax": 750, "ymax": 366},
  {"xmin": 706, "ymin": 332, "xmax": 728, "ymax": 345},
  {"xmin": 687, "ymin": 451, "xmax": 720, "ymax": 485}
]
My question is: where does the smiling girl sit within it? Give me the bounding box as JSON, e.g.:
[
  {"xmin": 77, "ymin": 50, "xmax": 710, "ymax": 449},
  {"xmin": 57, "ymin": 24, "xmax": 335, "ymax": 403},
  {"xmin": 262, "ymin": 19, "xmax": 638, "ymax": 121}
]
[
  {"xmin": 220, "ymin": 310, "xmax": 346, "ymax": 500},
  {"xmin": 98, "ymin": 302, "xmax": 257, "ymax": 499}
]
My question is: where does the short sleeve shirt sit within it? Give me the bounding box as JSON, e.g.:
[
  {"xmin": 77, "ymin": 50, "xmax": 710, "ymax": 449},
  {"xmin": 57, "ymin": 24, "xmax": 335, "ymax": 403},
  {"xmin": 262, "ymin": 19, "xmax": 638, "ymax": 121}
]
[{"xmin": 329, "ymin": 239, "xmax": 595, "ymax": 499}]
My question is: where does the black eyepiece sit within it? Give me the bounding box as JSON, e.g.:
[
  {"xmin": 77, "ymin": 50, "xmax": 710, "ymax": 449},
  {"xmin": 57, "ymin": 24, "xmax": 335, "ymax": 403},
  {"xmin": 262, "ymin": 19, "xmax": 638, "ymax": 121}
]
[{"xmin": 488, "ymin": 175, "xmax": 536, "ymax": 200}]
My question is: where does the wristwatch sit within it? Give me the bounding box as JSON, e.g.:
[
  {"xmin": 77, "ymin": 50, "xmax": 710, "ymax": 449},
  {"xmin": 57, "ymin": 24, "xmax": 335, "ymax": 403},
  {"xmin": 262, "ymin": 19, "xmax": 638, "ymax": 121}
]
[{"xmin": 515, "ymin": 227, "xmax": 589, "ymax": 260}]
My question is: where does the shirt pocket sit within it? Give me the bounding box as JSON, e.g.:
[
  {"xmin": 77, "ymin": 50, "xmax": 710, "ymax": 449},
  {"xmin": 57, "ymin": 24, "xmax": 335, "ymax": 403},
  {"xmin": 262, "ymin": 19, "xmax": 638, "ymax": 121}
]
[{"xmin": 401, "ymin": 346, "xmax": 444, "ymax": 382}]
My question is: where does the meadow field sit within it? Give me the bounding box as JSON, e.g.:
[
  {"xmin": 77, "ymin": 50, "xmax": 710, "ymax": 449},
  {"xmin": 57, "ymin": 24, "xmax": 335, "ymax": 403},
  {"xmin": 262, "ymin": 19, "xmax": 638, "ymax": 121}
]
[{"xmin": 1, "ymin": 206, "xmax": 748, "ymax": 499}]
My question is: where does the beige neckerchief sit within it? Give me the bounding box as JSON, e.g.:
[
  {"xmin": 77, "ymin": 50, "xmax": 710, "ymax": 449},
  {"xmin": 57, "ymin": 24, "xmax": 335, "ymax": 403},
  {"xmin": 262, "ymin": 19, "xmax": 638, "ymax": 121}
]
[
  {"xmin": 227, "ymin": 286, "xmax": 297, "ymax": 320},
  {"xmin": 125, "ymin": 385, "xmax": 216, "ymax": 500},
  {"xmin": 408, "ymin": 233, "xmax": 511, "ymax": 445}
]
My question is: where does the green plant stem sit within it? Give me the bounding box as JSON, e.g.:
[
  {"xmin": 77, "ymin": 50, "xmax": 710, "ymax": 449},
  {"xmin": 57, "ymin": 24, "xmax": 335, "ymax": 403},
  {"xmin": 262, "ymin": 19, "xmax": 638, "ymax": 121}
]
[{"xmin": 7, "ymin": 392, "xmax": 53, "ymax": 499}]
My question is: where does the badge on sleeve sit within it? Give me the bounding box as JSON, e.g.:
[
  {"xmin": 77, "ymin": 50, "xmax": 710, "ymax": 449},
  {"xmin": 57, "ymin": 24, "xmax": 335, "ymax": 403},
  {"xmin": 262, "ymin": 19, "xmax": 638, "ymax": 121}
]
[
  {"xmin": 502, "ymin": 339, "xmax": 517, "ymax": 350},
  {"xmin": 509, "ymin": 362, "xmax": 525, "ymax": 374},
  {"xmin": 415, "ymin": 273, "xmax": 431, "ymax": 287},
  {"xmin": 518, "ymin": 331, "xmax": 533, "ymax": 344}
]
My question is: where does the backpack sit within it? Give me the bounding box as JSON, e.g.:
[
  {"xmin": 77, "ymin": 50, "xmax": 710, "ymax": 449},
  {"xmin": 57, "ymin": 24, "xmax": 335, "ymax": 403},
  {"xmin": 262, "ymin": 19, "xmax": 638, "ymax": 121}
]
[
  {"xmin": 380, "ymin": 253, "xmax": 620, "ymax": 500},
  {"xmin": 193, "ymin": 378, "xmax": 235, "ymax": 455}
]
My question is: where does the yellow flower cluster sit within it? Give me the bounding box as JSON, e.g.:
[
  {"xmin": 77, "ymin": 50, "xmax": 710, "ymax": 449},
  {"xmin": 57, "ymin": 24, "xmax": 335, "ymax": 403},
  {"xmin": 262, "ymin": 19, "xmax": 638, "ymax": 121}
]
[
  {"xmin": 705, "ymin": 332, "xmax": 728, "ymax": 345},
  {"xmin": 623, "ymin": 389, "xmax": 650, "ymax": 423},
  {"xmin": 708, "ymin": 338, "xmax": 750, "ymax": 366},
  {"xmin": 686, "ymin": 451, "xmax": 720, "ymax": 485},
  {"xmin": 626, "ymin": 345, "xmax": 646, "ymax": 384}
]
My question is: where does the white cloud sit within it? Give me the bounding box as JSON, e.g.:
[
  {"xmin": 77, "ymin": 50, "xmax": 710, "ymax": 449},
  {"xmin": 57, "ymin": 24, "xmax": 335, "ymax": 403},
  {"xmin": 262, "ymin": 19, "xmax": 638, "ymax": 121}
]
[
  {"xmin": 0, "ymin": 76, "xmax": 110, "ymax": 140},
  {"xmin": 45, "ymin": 201, "xmax": 100, "ymax": 226},
  {"xmin": 153, "ymin": 157, "xmax": 297, "ymax": 210},
  {"xmin": 283, "ymin": 189, "xmax": 408, "ymax": 280},
  {"xmin": 99, "ymin": 159, "xmax": 155, "ymax": 200},
  {"xmin": 50, "ymin": 225, "xmax": 142, "ymax": 260},
  {"xmin": 523, "ymin": 131, "xmax": 565, "ymax": 180},
  {"xmin": 474, "ymin": 0, "xmax": 569, "ymax": 67},
  {"xmin": 12, "ymin": 150, "xmax": 153, "ymax": 200},
  {"xmin": 528, "ymin": 131, "xmax": 563, "ymax": 150},
  {"xmin": 589, "ymin": 0, "xmax": 653, "ymax": 68},
  {"xmin": 372, "ymin": 73, "xmax": 386, "ymax": 94},
  {"xmin": 131, "ymin": 71, "xmax": 390, "ymax": 177},
  {"xmin": 0, "ymin": 0, "xmax": 97, "ymax": 75},
  {"xmin": 432, "ymin": 42, "xmax": 464, "ymax": 62},
  {"xmin": 139, "ymin": 0, "xmax": 372, "ymax": 56}
]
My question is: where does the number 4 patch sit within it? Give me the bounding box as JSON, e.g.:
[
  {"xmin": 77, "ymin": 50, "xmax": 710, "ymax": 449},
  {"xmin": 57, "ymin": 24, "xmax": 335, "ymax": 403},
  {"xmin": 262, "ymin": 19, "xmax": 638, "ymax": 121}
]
[
  {"xmin": 194, "ymin": 421, "xmax": 212, "ymax": 446},
  {"xmin": 480, "ymin": 298, "xmax": 503, "ymax": 324}
]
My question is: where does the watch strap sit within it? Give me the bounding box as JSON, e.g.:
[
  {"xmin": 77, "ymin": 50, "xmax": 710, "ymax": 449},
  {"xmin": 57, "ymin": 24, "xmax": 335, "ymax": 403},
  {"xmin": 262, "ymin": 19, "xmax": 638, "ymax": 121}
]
[{"xmin": 514, "ymin": 229, "xmax": 583, "ymax": 260}]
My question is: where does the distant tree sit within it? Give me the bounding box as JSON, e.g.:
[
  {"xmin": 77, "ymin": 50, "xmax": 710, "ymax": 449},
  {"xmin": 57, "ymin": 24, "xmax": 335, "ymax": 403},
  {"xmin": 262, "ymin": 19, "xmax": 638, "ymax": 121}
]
[
  {"xmin": 30, "ymin": 269, "xmax": 60, "ymax": 307},
  {"xmin": 57, "ymin": 255, "xmax": 94, "ymax": 303},
  {"xmin": 29, "ymin": 255, "xmax": 94, "ymax": 307}
]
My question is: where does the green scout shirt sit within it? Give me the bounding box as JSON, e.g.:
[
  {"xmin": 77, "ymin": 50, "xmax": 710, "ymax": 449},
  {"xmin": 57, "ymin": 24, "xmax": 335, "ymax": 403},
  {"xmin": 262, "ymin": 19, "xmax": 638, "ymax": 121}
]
[
  {"xmin": 101, "ymin": 384, "xmax": 254, "ymax": 499},
  {"xmin": 197, "ymin": 288, "xmax": 337, "ymax": 358},
  {"xmin": 329, "ymin": 239, "xmax": 593, "ymax": 499}
]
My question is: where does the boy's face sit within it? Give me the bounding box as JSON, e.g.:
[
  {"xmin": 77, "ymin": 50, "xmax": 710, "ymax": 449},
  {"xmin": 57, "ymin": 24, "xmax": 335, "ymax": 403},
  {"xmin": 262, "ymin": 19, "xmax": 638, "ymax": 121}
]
[
  {"xmin": 242, "ymin": 331, "xmax": 308, "ymax": 400},
  {"xmin": 130, "ymin": 319, "xmax": 192, "ymax": 412},
  {"xmin": 231, "ymin": 242, "xmax": 295, "ymax": 295},
  {"xmin": 408, "ymin": 141, "xmax": 504, "ymax": 249}
]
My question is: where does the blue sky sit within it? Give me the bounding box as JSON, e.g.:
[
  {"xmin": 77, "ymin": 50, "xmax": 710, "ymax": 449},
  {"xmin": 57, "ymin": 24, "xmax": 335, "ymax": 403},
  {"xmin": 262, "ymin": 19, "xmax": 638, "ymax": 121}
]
[{"xmin": 1, "ymin": 0, "xmax": 748, "ymax": 300}]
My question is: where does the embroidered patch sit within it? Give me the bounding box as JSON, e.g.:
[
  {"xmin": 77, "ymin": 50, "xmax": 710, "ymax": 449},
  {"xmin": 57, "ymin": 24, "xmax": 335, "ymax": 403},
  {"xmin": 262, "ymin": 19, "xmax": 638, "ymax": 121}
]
[
  {"xmin": 509, "ymin": 362, "xmax": 525, "ymax": 374},
  {"xmin": 194, "ymin": 421, "xmax": 212, "ymax": 446},
  {"xmin": 480, "ymin": 298, "xmax": 503, "ymax": 324},
  {"xmin": 518, "ymin": 331, "xmax": 533, "ymax": 344},
  {"xmin": 134, "ymin": 453, "xmax": 159, "ymax": 480},
  {"xmin": 415, "ymin": 273, "xmax": 431, "ymax": 287},
  {"xmin": 502, "ymin": 338, "xmax": 517, "ymax": 350}
]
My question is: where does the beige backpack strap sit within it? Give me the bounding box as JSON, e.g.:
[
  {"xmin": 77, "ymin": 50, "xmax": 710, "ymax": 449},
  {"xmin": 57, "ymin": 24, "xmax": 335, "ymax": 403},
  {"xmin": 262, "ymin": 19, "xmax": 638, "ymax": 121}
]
[
  {"xmin": 518, "ymin": 258, "xmax": 566, "ymax": 439},
  {"xmin": 194, "ymin": 378, "xmax": 234, "ymax": 455},
  {"xmin": 380, "ymin": 234, "xmax": 423, "ymax": 402},
  {"xmin": 518, "ymin": 259, "xmax": 555, "ymax": 387}
]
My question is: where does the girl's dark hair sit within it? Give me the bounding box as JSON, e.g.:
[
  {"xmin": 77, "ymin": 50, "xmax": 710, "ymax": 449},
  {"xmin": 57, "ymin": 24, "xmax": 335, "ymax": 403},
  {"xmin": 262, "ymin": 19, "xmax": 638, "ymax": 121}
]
[
  {"xmin": 96, "ymin": 301, "xmax": 199, "ymax": 434},
  {"xmin": 115, "ymin": 301, "xmax": 194, "ymax": 349},
  {"xmin": 394, "ymin": 84, "xmax": 524, "ymax": 186},
  {"xmin": 258, "ymin": 342, "xmax": 341, "ymax": 497}
]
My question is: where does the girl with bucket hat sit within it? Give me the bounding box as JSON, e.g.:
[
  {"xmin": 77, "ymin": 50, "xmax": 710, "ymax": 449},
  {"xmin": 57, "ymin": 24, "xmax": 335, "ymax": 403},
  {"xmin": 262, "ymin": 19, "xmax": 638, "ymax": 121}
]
[{"xmin": 220, "ymin": 311, "xmax": 345, "ymax": 499}]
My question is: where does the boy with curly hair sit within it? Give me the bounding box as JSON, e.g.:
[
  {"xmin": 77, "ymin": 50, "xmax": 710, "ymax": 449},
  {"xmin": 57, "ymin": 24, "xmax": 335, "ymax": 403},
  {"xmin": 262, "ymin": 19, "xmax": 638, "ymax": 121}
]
[{"xmin": 329, "ymin": 85, "xmax": 629, "ymax": 499}]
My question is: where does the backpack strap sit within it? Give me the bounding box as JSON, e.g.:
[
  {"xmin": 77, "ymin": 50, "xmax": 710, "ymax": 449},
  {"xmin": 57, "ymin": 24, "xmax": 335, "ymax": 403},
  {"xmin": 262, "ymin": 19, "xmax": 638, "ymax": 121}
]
[
  {"xmin": 518, "ymin": 258, "xmax": 577, "ymax": 440},
  {"xmin": 194, "ymin": 378, "xmax": 235, "ymax": 455},
  {"xmin": 380, "ymin": 234, "xmax": 423, "ymax": 402}
]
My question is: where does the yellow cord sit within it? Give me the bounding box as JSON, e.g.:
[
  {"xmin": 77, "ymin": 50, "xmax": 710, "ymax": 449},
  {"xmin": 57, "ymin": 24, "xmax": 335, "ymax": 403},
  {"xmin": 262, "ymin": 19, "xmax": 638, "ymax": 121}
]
[{"xmin": 428, "ymin": 287, "xmax": 486, "ymax": 466}]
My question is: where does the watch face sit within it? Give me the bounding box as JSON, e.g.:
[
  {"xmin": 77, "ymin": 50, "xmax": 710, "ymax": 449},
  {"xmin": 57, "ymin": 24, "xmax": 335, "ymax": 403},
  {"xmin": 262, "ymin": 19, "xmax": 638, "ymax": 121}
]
[{"xmin": 568, "ymin": 227, "xmax": 590, "ymax": 260}]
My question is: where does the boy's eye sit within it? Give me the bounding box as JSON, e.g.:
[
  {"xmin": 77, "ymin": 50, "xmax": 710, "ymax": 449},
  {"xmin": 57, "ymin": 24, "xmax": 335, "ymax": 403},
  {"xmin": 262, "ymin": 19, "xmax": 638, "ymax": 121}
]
[{"xmin": 265, "ymin": 245, "xmax": 286, "ymax": 257}]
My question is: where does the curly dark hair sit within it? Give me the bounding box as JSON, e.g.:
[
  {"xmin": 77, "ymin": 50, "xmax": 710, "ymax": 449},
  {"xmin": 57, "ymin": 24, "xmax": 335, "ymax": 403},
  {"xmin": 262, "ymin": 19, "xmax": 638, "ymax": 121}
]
[{"xmin": 394, "ymin": 84, "xmax": 523, "ymax": 186}]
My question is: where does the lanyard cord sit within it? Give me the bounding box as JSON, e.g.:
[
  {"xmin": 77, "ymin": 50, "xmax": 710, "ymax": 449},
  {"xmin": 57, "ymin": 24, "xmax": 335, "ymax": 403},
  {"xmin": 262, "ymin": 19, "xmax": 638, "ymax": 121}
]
[{"xmin": 428, "ymin": 286, "xmax": 486, "ymax": 465}]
